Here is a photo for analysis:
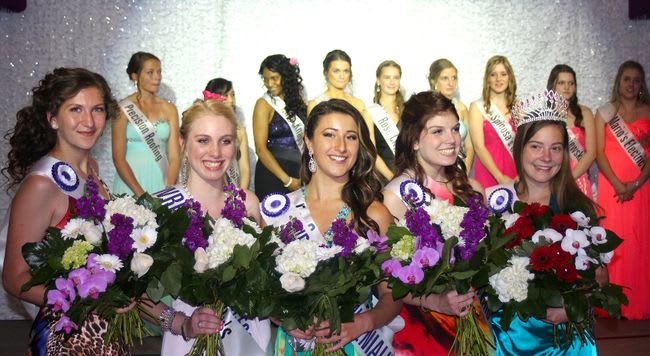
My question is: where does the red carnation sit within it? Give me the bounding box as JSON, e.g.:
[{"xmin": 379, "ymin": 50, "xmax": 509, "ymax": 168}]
[
  {"xmin": 530, "ymin": 245, "xmax": 555, "ymax": 272},
  {"xmin": 504, "ymin": 217, "xmax": 535, "ymax": 249},
  {"xmin": 556, "ymin": 262, "xmax": 579, "ymax": 283},
  {"xmin": 550, "ymin": 214, "xmax": 577, "ymax": 234},
  {"xmin": 521, "ymin": 203, "xmax": 551, "ymax": 218}
]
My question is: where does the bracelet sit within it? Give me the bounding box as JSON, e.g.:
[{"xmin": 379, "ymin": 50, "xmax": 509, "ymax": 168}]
[
  {"xmin": 180, "ymin": 315, "xmax": 192, "ymax": 342},
  {"xmin": 283, "ymin": 177, "xmax": 293, "ymax": 188},
  {"xmin": 159, "ymin": 306, "xmax": 176, "ymax": 332}
]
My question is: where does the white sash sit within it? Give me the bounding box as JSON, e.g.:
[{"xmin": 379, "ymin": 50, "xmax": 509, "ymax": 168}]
[
  {"xmin": 155, "ymin": 186, "xmax": 271, "ymax": 355},
  {"xmin": 119, "ymin": 99, "xmax": 169, "ymax": 176},
  {"xmin": 567, "ymin": 129, "xmax": 586, "ymax": 163},
  {"xmin": 598, "ymin": 103, "xmax": 647, "ymax": 170},
  {"xmin": 477, "ymin": 99, "xmax": 515, "ymax": 157},
  {"xmin": 226, "ymin": 162, "xmax": 241, "ymax": 187},
  {"xmin": 263, "ymin": 93, "xmax": 305, "ymax": 153},
  {"xmin": 367, "ymin": 103, "xmax": 399, "ymax": 155}
]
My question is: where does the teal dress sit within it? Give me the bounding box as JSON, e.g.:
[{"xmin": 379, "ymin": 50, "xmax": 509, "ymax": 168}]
[{"xmin": 113, "ymin": 120, "xmax": 170, "ymax": 195}]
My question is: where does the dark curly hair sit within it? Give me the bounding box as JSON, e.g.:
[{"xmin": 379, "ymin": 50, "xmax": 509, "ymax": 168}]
[
  {"xmin": 394, "ymin": 91, "xmax": 477, "ymax": 203},
  {"xmin": 300, "ymin": 99, "xmax": 383, "ymax": 237},
  {"xmin": 204, "ymin": 77, "xmax": 233, "ymax": 96},
  {"xmin": 547, "ymin": 64, "xmax": 584, "ymax": 128},
  {"xmin": 3, "ymin": 67, "xmax": 117, "ymax": 189},
  {"xmin": 258, "ymin": 54, "xmax": 306, "ymax": 121}
]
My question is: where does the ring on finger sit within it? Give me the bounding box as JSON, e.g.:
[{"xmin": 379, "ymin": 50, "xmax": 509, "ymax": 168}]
[{"xmin": 198, "ymin": 321, "xmax": 203, "ymax": 328}]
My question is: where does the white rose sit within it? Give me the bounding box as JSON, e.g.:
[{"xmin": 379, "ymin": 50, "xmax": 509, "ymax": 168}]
[
  {"xmin": 130, "ymin": 252, "xmax": 153, "ymax": 278},
  {"xmin": 80, "ymin": 221, "xmax": 103, "ymax": 246},
  {"xmin": 193, "ymin": 247, "xmax": 209, "ymax": 273},
  {"xmin": 280, "ymin": 272, "xmax": 306, "ymax": 292}
]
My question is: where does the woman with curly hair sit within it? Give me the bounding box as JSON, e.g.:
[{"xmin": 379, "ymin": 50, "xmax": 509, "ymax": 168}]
[
  {"xmin": 1, "ymin": 67, "xmax": 130, "ymax": 354},
  {"xmin": 261, "ymin": 99, "xmax": 402, "ymax": 355},
  {"xmin": 252, "ymin": 54, "xmax": 307, "ymax": 199}
]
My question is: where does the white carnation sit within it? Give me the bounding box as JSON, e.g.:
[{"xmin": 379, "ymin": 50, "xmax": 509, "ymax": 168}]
[
  {"xmin": 204, "ymin": 218, "xmax": 257, "ymax": 269},
  {"xmin": 427, "ymin": 200, "xmax": 468, "ymax": 240},
  {"xmin": 280, "ymin": 272, "xmax": 306, "ymax": 292},
  {"xmin": 275, "ymin": 239, "xmax": 320, "ymax": 278},
  {"xmin": 61, "ymin": 218, "xmax": 84, "ymax": 240},
  {"xmin": 489, "ymin": 256, "xmax": 533, "ymax": 303}
]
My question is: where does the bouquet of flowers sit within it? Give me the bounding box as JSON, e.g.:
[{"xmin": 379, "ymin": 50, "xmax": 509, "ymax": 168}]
[
  {"xmin": 483, "ymin": 200, "xmax": 628, "ymax": 347},
  {"xmin": 265, "ymin": 216, "xmax": 387, "ymax": 356},
  {"xmin": 21, "ymin": 177, "xmax": 161, "ymax": 346},
  {"xmin": 380, "ymin": 181, "xmax": 493, "ymax": 355}
]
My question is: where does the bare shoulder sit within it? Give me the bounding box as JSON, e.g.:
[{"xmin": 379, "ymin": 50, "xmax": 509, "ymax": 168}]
[
  {"xmin": 254, "ymin": 97, "xmax": 273, "ymax": 115},
  {"xmin": 243, "ymin": 189, "xmax": 261, "ymax": 213},
  {"xmin": 13, "ymin": 175, "xmax": 64, "ymax": 210},
  {"xmin": 348, "ymin": 95, "xmax": 366, "ymax": 112},
  {"xmin": 468, "ymin": 178, "xmax": 485, "ymax": 197},
  {"xmin": 367, "ymin": 201, "xmax": 394, "ymax": 230},
  {"xmin": 579, "ymin": 104, "xmax": 593, "ymax": 118}
]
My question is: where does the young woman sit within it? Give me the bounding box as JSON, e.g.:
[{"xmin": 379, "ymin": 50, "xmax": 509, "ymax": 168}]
[
  {"xmin": 261, "ymin": 99, "xmax": 402, "ymax": 355},
  {"xmin": 203, "ymin": 77, "xmax": 252, "ymax": 189},
  {"xmin": 486, "ymin": 90, "xmax": 600, "ymax": 354},
  {"xmin": 382, "ymin": 91, "xmax": 490, "ymax": 355},
  {"xmin": 252, "ymin": 54, "xmax": 307, "ymax": 200},
  {"xmin": 469, "ymin": 55, "xmax": 518, "ymax": 189},
  {"xmin": 112, "ymin": 51, "xmax": 181, "ymax": 197},
  {"xmin": 428, "ymin": 58, "xmax": 474, "ymax": 171},
  {"xmin": 366, "ymin": 60, "xmax": 405, "ymax": 181},
  {"xmin": 1, "ymin": 67, "xmax": 127, "ymax": 354},
  {"xmin": 547, "ymin": 64, "xmax": 596, "ymax": 198},
  {"xmin": 150, "ymin": 99, "xmax": 271, "ymax": 355},
  {"xmin": 595, "ymin": 60, "xmax": 650, "ymax": 320}
]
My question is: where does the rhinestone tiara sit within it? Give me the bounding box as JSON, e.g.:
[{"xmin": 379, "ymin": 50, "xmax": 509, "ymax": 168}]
[{"xmin": 512, "ymin": 89, "xmax": 568, "ymax": 127}]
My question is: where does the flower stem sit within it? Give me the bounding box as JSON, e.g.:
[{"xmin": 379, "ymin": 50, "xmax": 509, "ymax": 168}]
[
  {"xmin": 188, "ymin": 301, "xmax": 225, "ymax": 356},
  {"xmin": 105, "ymin": 306, "xmax": 150, "ymax": 347},
  {"xmin": 449, "ymin": 304, "xmax": 494, "ymax": 356}
]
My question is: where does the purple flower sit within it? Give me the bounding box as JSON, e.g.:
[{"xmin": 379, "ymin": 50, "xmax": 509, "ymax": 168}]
[
  {"xmin": 278, "ymin": 217, "xmax": 305, "ymax": 244},
  {"xmin": 222, "ymin": 184, "xmax": 247, "ymax": 228},
  {"xmin": 381, "ymin": 259, "xmax": 402, "ymax": 277},
  {"xmin": 85, "ymin": 253, "xmax": 99, "ymax": 271},
  {"xmin": 77, "ymin": 274, "xmax": 110, "ymax": 299},
  {"xmin": 457, "ymin": 194, "xmax": 489, "ymax": 261},
  {"xmin": 412, "ymin": 247, "xmax": 440, "ymax": 269},
  {"xmin": 367, "ymin": 230, "xmax": 389, "ymax": 252},
  {"xmin": 396, "ymin": 263, "xmax": 425, "ymax": 285},
  {"xmin": 54, "ymin": 315, "xmax": 78, "ymax": 334},
  {"xmin": 405, "ymin": 207, "xmax": 442, "ymax": 249},
  {"xmin": 76, "ymin": 176, "xmax": 106, "ymax": 220},
  {"xmin": 68, "ymin": 268, "xmax": 91, "ymax": 286},
  {"xmin": 47, "ymin": 289, "xmax": 70, "ymax": 312},
  {"xmin": 107, "ymin": 214, "xmax": 134, "ymax": 259},
  {"xmin": 91, "ymin": 268, "xmax": 116, "ymax": 285},
  {"xmin": 331, "ymin": 219, "xmax": 358, "ymax": 257},
  {"xmin": 181, "ymin": 199, "xmax": 208, "ymax": 253},
  {"xmin": 55, "ymin": 278, "xmax": 76, "ymax": 301}
]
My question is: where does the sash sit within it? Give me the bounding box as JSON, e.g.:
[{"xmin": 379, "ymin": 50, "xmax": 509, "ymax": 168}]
[
  {"xmin": 598, "ymin": 103, "xmax": 647, "ymax": 170},
  {"xmin": 226, "ymin": 161, "xmax": 241, "ymax": 187},
  {"xmin": 263, "ymin": 93, "xmax": 305, "ymax": 153},
  {"xmin": 119, "ymin": 99, "xmax": 169, "ymax": 176},
  {"xmin": 384, "ymin": 173, "xmax": 431, "ymax": 210},
  {"xmin": 154, "ymin": 186, "xmax": 270, "ymax": 355},
  {"xmin": 477, "ymin": 99, "xmax": 515, "ymax": 157},
  {"xmin": 352, "ymin": 296, "xmax": 404, "ymax": 355},
  {"xmin": 367, "ymin": 103, "xmax": 399, "ymax": 155},
  {"xmin": 567, "ymin": 128, "xmax": 586, "ymax": 163}
]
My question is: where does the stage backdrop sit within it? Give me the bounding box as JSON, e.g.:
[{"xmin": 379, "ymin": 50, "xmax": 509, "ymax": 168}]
[{"xmin": 0, "ymin": 0, "xmax": 648, "ymax": 319}]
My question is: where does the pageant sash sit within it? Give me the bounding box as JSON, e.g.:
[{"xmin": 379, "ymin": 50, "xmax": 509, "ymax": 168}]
[
  {"xmin": 567, "ymin": 129, "xmax": 586, "ymax": 163},
  {"xmin": 352, "ymin": 296, "xmax": 404, "ymax": 355},
  {"xmin": 119, "ymin": 99, "xmax": 169, "ymax": 176},
  {"xmin": 260, "ymin": 190, "xmax": 323, "ymax": 244},
  {"xmin": 226, "ymin": 161, "xmax": 241, "ymax": 187},
  {"xmin": 263, "ymin": 93, "xmax": 305, "ymax": 153},
  {"xmin": 599, "ymin": 103, "xmax": 647, "ymax": 170},
  {"xmin": 367, "ymin": 103, "xmax": 399, "ymax": 155},
  {"xmin": 477, "ymin": 99, "xmax": 515, "ymax": 157}
]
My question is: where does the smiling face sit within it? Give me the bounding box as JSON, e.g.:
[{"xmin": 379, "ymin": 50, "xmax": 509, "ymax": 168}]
[
  {"xmin": 223, "ymin": 88, "xmax": 236, "ymax": 109},
  {"xmin": 618, "ymin": 67, "xmax": 643, "ymax": 101},
  {"xmin": 488, "ymin": 63, "xmax": 509, "ymax": 94},
  {"xmin": 433, "ymin": 67, "xmax": 458, "ymax": 99},
  {"xmin": 521, "ymin": 124, "xmax": 565, "ymax": 187},
  {"xmin": 134, "ymin": 59, "xmax": 161, "ymax": 93},
  {"xmin": 377, "ymin": 65, "xmax": 401, "ymax": 96},
  {"xmin": 262, "ymin": 68, "xmax": 283, "ymax": 97},
  {"xmin": 554, "ymin": 72, "xmax": 577, "ymax": 101},
  {"xmin": 305, "ymin": 112, "xmax": 360, "ymax": 182},
  {"xmin": 326, "ymin": 60, "xmax": 351, "ymax": 90},
  {"xmin": 183, "ymin": 113, "xmax": 236, "ymax": 186},
  {"xmin": 413, "ymin": 111, "xmax": 461, "ymax": 176},
  {"xmin": 49, "ymin": 86, "xmax": 107, "ymax": 153}
]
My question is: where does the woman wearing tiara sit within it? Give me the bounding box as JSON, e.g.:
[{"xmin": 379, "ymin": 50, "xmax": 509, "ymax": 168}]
[
  {"xmin": 261, "ymin": 99, "xmax": 402, "ymax": 355},
  {"xmin": 595, "ymin": 60, "xmax": 650, "ymax": 320},
  {"xmin": 428, "ymin": 58, "xmax": 474, "ymax": 171},
  {"xmin": 366, "ymin": 60, "xmax": 405, "ymax": 181},
  {"xmin": 252, "ymin": 54, "xmax": 307, "ymax": 200},
  {"xmin": 469, "ymin": 55, "xmax": 518, "ymax": 189},
  {"xmin": 150, "ymin": 99, "xmax": 271, "ymax": 355},
  {"xmin": 1, "ymin": 67, "xmax": 128, "ymax": 354},
  {"xmin": 112, "ymin": 51, "xmax": 181, "ymax": 197},
  {"xmin": 547, "ymin": 64, "xmax": 596, "ymax": 198},
  {"xmin": 203, "ymin": 77, "xmax": 251, "ymax": 189},
  {"xmin": 486, "ymin": 90, "xmax": 599, "ymax": 355},
  {"xmin": 383, "ymin": 91, "xmax": 491, "ymax": 355}
]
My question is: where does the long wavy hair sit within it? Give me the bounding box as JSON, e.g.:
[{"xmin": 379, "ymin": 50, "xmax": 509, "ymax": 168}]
[
  {"xmin": 547, "ymin": 64, "xmax": 584, "ymax": 128},
  {"xmin": 3, "ymin": 67, "xmax": 117, "ymax": 189},
  {"xmin": 300, "ymin": 99, "xmax": 383, "ymax": 236},
  {"xmin": 394, "ymin": 91, "xmax": 476, "ymax": 203},
  {"xmin": 373, "ymin": 60, "xmax": 405, "ymax": 117},
  {"xmin": 258, "ymin": 54, "xmax": 306, "ymax": 121},
  {"xmin": 610, "ymin": 60, "xmax": 650, "ymax": 106},
  {"xmin": 513, "ymin": 120, "xmax": 596, "ymax": 216},
  {"xmin": 481, "ymin": 55, "xmax": 517, "ymax": 115}
]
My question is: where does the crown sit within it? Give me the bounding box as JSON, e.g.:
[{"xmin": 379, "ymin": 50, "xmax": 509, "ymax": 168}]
[{"xmin": 511, "ymin": 89, "xmax": 568, "ymax": 127}]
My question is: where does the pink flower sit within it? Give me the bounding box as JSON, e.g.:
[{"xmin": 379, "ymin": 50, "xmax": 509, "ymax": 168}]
[
  {"xmin": 396, "ymin": 264, "xmax": 425, "ymax": 285},
  {"xmin": 92, "ymin": 268, "xmax": 116, "ymax": 285},
  {"xmin": 54, "ymin": 315, "xmax": 78, "ymax": 334},
  {"xmin": 77, "ymin": 274, "xmax": 111, "ymax": 299},
  {"xmin": 289, "ymin": 57, "xmax": 299, "ymax": 66},
  {"xmin": 68, "ymin": 268, "xmax": 91, "ymax": 286},
  {"xmin": 588, "ymin": 227, "xmax": 608, "ymax": 245},
  {"xmin": 55, "ymin": 278, "xmax": 76, "ymax": 301},
  {"xmin": 367, "ymin": 230, "xmax": 388, "ymax": 252},
  {"xmin": 47, "ymin": 290, "xmax": 70, "ymax": 312},
  {"xmin": 381, "ymin": 259, "xmax": 402, "ymax": 277},
  {"xmin": 85, "ymin": 253, "xmax": 99, "ymax": 271},
  {"xmin": 412, "ymin": 247, "xmax": 440, "ymax": 269}
]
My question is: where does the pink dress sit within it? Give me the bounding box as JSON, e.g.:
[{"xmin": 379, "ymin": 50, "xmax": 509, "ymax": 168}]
[
  {"xmin": 569, "ymin": 127, "xmax": 593, "ymax": 198},
  {"xmin": 474, "ymin": 117, "xmax": 517, "ymax": 189},
  {"xmin": 598, "ymin": 117, "xmax": 650, "ymax": 320}
]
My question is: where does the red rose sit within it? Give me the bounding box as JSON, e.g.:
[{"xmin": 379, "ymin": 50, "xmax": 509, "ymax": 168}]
[
  {"xmin": 521, "ymin": 203, "xmax": 551, "ymax": 218},
  {"xmin": 504, "ymin": 217, "xmax": 535, "ymax": 249},
  {"xmin": 530, "ymin": 245, "xmax": 555, "ymax": 272},
  {"xmin": 556, "ymin": 262, "xmax": 578, "ymax": 283},
  {"xmin": 550, "ymin": 214, "xmax": 577, "ymax": 234}
]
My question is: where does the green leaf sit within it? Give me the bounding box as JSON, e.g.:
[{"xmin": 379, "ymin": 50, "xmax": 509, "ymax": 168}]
[
  {"xmin": 160, "ymin": 262, "xmax": 182, "ymax": 296},
  {"xmin": 500, "ymin": 302, "xmax": 516, "ymax": 331},
  {"xmin": 221, "ymin": 265, "xmax": 236, "ymax": 283},
  {"xmin": 232, "ymin": 245, "xmax": 252, "ymax": 269},
  {"xmin": 563, "ymin": 291, "xmax": 588, "ymax": 323},
  {"xmin": 146, "ymin": 278, "xmax": 165, "ymax": 302}
]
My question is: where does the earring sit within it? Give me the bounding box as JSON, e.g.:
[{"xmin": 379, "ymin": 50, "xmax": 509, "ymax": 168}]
[
  {"xmin": 51, "ymin": 122, "xmax": 58, "ymax": 130},
  {"xmin": 376, "ymin": 87, "xmax": 380, "ymax": 93},
  {"xmin": 308, "ymin": 150, "xmax": 317, "ymax": 173},
  {"xmin": 434, "ymin": 85, "xmax": 438, "ymax": 92}
]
